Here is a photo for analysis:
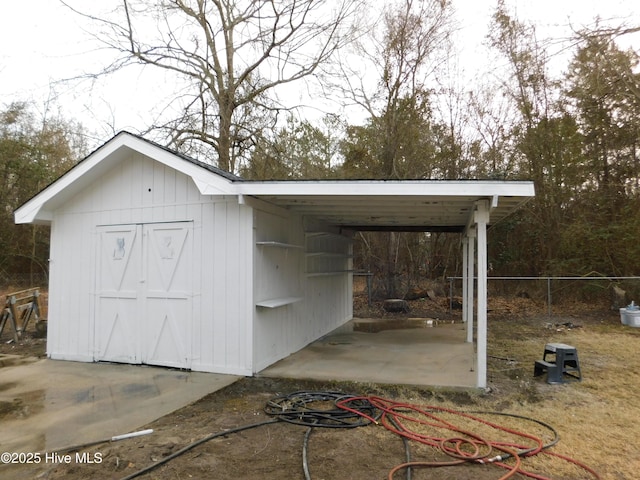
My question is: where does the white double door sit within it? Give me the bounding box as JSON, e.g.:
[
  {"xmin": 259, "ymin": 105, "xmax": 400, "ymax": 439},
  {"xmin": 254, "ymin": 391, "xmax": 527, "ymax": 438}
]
[{"xmin": 95, "ymin": 222, "xmax": 193, "ymax": 369}]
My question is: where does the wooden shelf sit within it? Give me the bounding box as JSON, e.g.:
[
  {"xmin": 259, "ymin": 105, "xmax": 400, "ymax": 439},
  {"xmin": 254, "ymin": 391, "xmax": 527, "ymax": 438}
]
[
  {"xmin": 256, "ymin": 296, "xmax": 304, "ymax": 308},
  {"xmin": 306, "ymin": 270, "xmax": 354, "ymax": 277},
  {"xmin": 305, "ymin": 232, "xmax": 350, "ymax": 240},
  {"xmin": 256, "ymin": 241, "xmax": 303, "ymax": 249}
]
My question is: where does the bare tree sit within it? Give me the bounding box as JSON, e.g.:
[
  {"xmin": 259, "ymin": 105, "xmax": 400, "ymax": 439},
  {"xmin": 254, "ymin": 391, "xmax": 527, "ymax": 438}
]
[
  {"xmin": 63, "ymin": 0, "xmax": 362, "ymax": 172},
  {"xmin": 467, "ymin": 85, "xmax": 518, "ymax": 177},
  {"xmin": 330, "ymin": 0, "xmax": 453, "ymax": 178},
  {"xmin": 330, "ymin": 0, "xmax": 453, "ymax": 297}
]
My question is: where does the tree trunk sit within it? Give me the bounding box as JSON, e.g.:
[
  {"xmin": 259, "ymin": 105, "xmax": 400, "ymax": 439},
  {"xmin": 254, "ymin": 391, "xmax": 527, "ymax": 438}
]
[{"xmin": 217, "ymin": 95, "xmax": 234, "ymax": 172}]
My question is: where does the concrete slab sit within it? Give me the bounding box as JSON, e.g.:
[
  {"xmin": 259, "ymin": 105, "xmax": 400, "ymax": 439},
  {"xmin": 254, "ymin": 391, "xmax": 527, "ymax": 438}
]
[
  {"xmin": 0, "ymin": 358, "xmax": 239, "ymax": 453},
  {"xmin": 259, "ymin": 319, "xmax": 477, "ymax": 388}
]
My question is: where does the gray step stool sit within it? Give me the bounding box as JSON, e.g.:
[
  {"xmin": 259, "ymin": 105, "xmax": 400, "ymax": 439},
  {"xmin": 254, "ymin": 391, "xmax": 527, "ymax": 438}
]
[{"xmin": 534, "ymin": 343, "xmax": 582, "ymax": 384}]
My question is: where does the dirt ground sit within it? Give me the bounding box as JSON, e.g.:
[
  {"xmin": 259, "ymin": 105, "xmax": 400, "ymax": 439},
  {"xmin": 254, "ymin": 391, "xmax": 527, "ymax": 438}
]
[{"xmin": 1, "ymin": 291, "xmax": 637, "ymax": 480}]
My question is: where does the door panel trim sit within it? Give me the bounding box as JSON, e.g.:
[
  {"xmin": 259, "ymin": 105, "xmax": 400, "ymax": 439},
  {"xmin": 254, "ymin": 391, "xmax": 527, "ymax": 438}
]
[{"xmin": 94, "ymin": 221, "xmax": 193, "ymax": 369}]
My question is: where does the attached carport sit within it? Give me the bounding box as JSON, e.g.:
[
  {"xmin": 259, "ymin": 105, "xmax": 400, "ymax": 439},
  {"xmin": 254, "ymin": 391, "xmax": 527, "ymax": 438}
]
[
  {"xmin": 236, "ymin": 180, "xmax": 535, "ymax": 388},
  {"xmin": 13, "ymin": 131, "xmax": 534, "ymax": 388}
]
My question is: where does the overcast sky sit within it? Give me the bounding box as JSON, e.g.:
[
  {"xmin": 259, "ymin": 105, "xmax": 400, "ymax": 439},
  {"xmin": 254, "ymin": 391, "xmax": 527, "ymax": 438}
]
[{"xmin": 1, "ymin": 0, "xmax": 638, "ymax": 144}]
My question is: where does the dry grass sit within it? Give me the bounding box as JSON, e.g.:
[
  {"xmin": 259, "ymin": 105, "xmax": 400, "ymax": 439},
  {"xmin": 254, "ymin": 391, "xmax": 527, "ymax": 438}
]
[
  {"xmin": 433, "ymin": 335, "xmax": 636, "ymax": 477},
  {"xmin": 365, "ymin": 292, "xmax": 640, "ymax": 479},
  {"xmin": 481, "ymin": 311, "xmax": 640, "ymax": 479},
  {"xmin": 4, "ymin": 286, "xmax": 639, "ymax": 479}
]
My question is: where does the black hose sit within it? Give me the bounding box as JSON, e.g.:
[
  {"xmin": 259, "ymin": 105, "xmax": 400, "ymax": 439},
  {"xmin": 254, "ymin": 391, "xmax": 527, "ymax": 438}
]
[
  {"xmin": 121, "ymin": 390, "xmax": 375, "ymax": 480},
  {"xmin": 302, "ymin": 426, "xmax": 314, "ymax": 480},
  {"xmin": 116, "ymin": 394, "xmax": 562, "ymax": 480},
  {"xmin": 387, "ymin": 414, "xmax": 412, "ymax": 480},
  {"xmin": 264, "ymin": 391, "xmax": 380, "ymax": 428},
  {"xmin": 119, "ymin": 419, "xmax": 279, "ymax": 480},
  {"xmin": 268, "ymin": 391, "xmax": 380, "ymax": 480},
  {"xmin": 463, "ymin": 410, "xmax": 560, "ymax": 460},
  {"xmin": 300, "ymin": 400, "xmax": 420, "ymax": 480}
]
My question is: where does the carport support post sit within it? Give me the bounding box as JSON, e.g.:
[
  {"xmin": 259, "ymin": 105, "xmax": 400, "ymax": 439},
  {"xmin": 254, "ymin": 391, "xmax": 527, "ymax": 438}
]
[
  {"xmin": 462, "ymin": 236, "xmax": 468, "ymax": 323},
  {"xmin": 475, "ymin": 201, "xmax": 490, "ymax": 389},
  {"xmin": 463, "ymin": 230, "xmax": 475, "ymax": 344}
]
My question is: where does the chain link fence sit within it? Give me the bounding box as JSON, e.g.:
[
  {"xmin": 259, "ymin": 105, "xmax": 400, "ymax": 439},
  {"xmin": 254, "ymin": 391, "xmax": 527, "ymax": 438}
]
[
  {"xmin": 0, "ymin": 272, "xmax": 48, "ymax": 291},
  {"xmin": 447, "ymin": 276, "xmax": 640, "ymax": 316}
]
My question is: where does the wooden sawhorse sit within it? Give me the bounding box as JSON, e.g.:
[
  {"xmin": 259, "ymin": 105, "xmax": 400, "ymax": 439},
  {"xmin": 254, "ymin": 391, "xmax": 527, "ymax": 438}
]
[{"xmin": 0, "ymin": 288, "xmax": 43, "ymax": 342}]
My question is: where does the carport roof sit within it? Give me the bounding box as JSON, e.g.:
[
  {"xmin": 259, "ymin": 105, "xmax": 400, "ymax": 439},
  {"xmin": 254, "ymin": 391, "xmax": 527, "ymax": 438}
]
[
  {"xmin": 235, "ymin": 180, "xmax": 533, "ymax": 232},
  {"xmin": 15, "ymin": 131, "xmax": 535, "ymax": 228}
]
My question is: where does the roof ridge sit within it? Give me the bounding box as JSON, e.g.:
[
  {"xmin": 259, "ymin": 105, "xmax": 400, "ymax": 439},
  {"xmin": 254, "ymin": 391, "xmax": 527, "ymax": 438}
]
[{"xmin": 114, "ymin": 131, "xmax": 243, "ymax": 182}]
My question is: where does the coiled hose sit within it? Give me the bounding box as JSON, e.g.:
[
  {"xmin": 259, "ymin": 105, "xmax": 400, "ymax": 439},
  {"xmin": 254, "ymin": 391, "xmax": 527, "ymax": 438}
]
[
  {"xmin": 336, "ymin": 395, "xmax": 601, "ymax": 480},
  {"xmin": 264, "ymin": 391, "xmax": 380, "ymax": 427},
  {"xmin": 120, "ymin": 391, "xmax": 377, "ymax": 480},
  {"xmin": 264, "ymin": 391, "xmax": 381, "ymax": 480},
  {"xmin": 118, "ymin": 390, "xmax": 600, "ymax": 480}
]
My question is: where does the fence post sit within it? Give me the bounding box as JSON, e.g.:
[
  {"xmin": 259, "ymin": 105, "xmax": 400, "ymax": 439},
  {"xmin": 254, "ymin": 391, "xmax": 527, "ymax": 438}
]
[{"xmin": 547, "ymin": 277, "xmax": 552, "ymax": 317}]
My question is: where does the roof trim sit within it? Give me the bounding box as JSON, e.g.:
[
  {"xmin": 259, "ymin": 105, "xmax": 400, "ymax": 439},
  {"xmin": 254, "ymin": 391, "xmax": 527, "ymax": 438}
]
[
  {"xmin": 234, "ymin": 179, "xmax": 534, "ymax": 197},
  {"xmin": 15, "ymin": 132, "xmax": 535, "ymax": 230},
  {"xmin": 15, "ymin": 132, "xmax": 237, "ymax": 224}
]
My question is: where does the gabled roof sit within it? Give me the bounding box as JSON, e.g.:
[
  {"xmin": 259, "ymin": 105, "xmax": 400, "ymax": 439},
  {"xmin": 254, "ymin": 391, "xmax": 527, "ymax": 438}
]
[
  {"xmin": 15, "ymin": 131, "xmax": 535, "ymax": 230},
  {"xmin": 15, "ymin": 131, "xmax": 239, "ymax": 224}
]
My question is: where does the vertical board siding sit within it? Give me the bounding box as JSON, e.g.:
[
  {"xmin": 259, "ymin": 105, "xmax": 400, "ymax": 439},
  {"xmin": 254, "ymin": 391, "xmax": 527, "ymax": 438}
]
[
  {"xmin": 212, "ymin": 202, "xmax": 229, "ymax": 367},
  {"xmin": 194, "ymin": 200, "xmax": 253, "ymax": 375},
  {"xmin": 252, "ymin": 208, "xmax": 304, "ymax": 370},
  {"xmin": 48, "ymin": 151, "xmax": 253, "ymax": 375},
  {"xmin": 47, "ymin": 212, "xmax": 95, "ymax": 361},
  {"xmin": 195, "ymin": 201, "xmax": 215, "ymax": 368},
  {"xmin": 252, "ymin": 211, "xmax": 353, "ymax": 373},
  {"xmin": 237, "ymin": 205, "xmax": 254, "ymax": 372},
  {"xmin": 47, "ymin": 148, "xmax": 354, "ymax": 376}
]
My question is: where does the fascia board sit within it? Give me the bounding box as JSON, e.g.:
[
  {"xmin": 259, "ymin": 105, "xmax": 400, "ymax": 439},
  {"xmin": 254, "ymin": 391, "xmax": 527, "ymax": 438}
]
[
  {"xmin": 15, "ymin": 133, "xmax": 132, "ymax": 224},
  {"xmin": 126, "ymin": 136, "xmax": 236, "ymax": 195},
  {"xmin": 235, "ymin": 180, "xmax": 535, "ymax": 198},
  {"xmin": 15, "ymin": 132, "xmax": 237, "ymax": 224}
]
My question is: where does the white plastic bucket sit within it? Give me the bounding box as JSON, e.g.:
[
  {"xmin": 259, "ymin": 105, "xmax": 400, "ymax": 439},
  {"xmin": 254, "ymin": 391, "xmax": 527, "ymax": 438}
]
[
  {"xmin": 620, "ymin": 308, "xmax": 628, "ymax": 325},
  {"xmin": 626, "ymin": 310, "xmax": 640, "ymax": 328}
]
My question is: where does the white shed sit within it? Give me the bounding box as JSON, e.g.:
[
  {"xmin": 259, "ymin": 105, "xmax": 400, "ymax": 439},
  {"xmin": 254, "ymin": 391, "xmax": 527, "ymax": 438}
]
[{"xmin": 15, "ymin": 132, "xmax": 534, "ymax": 387}]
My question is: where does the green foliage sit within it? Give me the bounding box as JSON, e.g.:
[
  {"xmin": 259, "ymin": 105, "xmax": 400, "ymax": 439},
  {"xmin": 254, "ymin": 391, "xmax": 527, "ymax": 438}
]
[
  {"xmin": 565, "ymin": 35, "xmax": 640, "ymax": 200},
  {"xmin": 243, "ymin": 115, "xmax": 344, "ymax": 179},
  {"xmin": 482, "ymin": 3, "xmax": 640, "ymax": 285},
  {"xmin": 246, "ymin": 7, "xmax": 640, "ymax": 292},
  {"xmin": 339, "ymin": 96, "xmax": 441, "ymax": 180},
  {"xmin": 0, "ymin": 102, "xmax": 85, "ymax": 283}
]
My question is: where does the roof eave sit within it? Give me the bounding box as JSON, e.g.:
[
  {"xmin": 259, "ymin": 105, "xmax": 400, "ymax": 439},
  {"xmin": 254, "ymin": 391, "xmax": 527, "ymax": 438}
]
[{"xmin": 14, "ymin": 132, "xmax": 235, "ymax": 225}]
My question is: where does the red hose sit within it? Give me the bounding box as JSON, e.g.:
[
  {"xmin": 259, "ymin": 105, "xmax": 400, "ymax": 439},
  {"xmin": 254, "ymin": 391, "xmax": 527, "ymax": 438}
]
[{"xmin": 336, "ymin": 396, "xmax": 600, "ymax": 480}]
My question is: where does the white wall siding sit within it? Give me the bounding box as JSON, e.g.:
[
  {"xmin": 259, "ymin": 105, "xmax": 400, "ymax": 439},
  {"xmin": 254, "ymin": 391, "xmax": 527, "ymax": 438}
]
[
  {"xmin": 47, "ymin": 213, "xmax": 95, "ymax": 361},
  {"xmin": 252, "ymin": 211, "xmax": 353, "ymax": 373},
  {"xmin": 252, "ymin": 207, "xmax": 305, "ymax": 371},
  {"xmin": 301, "ymin": 227, "xmax": 353, "ymax": 344},
  {"xmin": 45, "ymin": 147, "xmax": 353, "ymax": 376},
  {"xmin": 192, "ymin": 200, "xmax": 253, "ymax": 375},
  {"xmin": 47, "ymin": 151, "xmax": 253, "ymax": 375}
]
